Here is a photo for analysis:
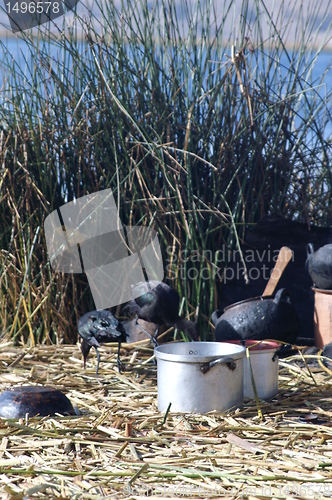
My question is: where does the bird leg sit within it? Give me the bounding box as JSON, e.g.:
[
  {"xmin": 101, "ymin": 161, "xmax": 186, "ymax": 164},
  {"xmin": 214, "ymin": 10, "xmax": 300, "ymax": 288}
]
[
  {"xmin": 117, "ymin": 342, "xmax": 124, "ymax": 373},
  {"xmin": 151, "ymin": 327, "xmax": 160, "ymax": 348},
  {"xmin": 135, "ymin": 316, "xmax": 159, "ymax": 347},
  {"xmin": 149, "ymin": 328, "xmax": 159, "ymax": 364},
  {"xmin": 94, "ymin": 346, "xmax": 101, "ymax": 376}
]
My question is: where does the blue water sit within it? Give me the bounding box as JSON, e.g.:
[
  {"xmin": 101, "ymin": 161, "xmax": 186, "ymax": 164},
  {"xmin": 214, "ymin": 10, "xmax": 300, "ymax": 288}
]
[{"xmin": 1, "ymin": 36, "xmax": 332, "ymax": 138}]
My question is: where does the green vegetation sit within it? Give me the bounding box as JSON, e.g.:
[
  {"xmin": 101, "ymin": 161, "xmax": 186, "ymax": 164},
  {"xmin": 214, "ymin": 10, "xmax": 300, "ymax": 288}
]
[{"xmin": 0, "ymin": 0, "xmax": 331, "ymax": 344}]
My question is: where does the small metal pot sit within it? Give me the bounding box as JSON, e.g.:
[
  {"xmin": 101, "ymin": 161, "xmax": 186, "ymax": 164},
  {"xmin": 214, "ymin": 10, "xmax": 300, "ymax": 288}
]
[
  {"xmin": 221, "ymin": 340, "xmax": 280, "ymax": 399},
  {"xmin": 154, "ymin": 342, "xmax": 245, "ymax": 413},
  {"xmin": 214, "ymin": 288, "xmax": 299, "ymax": 344},
  {"xmin": 306, "ymin": 243, "xmax": 332, "ymax": 290}
]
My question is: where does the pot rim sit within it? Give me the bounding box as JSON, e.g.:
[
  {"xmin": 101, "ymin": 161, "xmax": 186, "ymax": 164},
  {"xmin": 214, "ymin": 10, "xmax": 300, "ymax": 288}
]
[
  {"xmin": 154, "ymin": 341, "xmax": 246, "ymax": 363},
  {"xmin": 219, "ymin": 340, "xmax": 280, "ymax": 351},
  {"xmin": 2, "ymin": 386, "xmax": 60, "ymax": 394},
  {"xmin": 312, "ymin": 287, "xmax": 332, "ymax": 295},
  {"xmin": 223, "ymin": 294, "xmax": 273, "ymax": 312}
]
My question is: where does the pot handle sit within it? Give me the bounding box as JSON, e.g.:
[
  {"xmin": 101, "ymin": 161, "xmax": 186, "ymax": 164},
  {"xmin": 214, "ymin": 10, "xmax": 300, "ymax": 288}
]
[
  {"xmin": 305, "ymin": 243, "xmax": 314, "ymax": 273},
  {"xmin": 200, "ymin": 357, "xmax": 237, "ymax": 374},
  {"xmin": 211, "ymin": 310, "xmax": 222, "ymax": 325},
  {"xmin": 274, "ymin": 288, "xmax": 292, "ymax": 305},
  {"xmin": 307, "ymin": 243, "xmax": 315, "ymax": 258},
  {"xmin": 272, "ymin": 343, "xmax": 293, "ymax": 362}
]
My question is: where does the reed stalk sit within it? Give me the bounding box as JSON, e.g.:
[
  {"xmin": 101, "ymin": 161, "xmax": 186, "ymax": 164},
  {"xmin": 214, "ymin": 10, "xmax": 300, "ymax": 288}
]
[{"xmin": 0, "ymin": 0, "xmax": 331, "ymax": 342}]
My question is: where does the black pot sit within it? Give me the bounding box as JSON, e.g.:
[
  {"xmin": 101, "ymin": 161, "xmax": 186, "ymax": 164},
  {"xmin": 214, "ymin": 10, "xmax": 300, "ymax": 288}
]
[
  {"xmin": 214, "ymin": 288, "xmax": 299, "ymax": 344},
  {"xmin": 0, "ymin": 386, "xmax": 75, "ymax": 418},
  {"xmin": 306, "ymin": 243, "xmax": 332, "ymax": 290}
]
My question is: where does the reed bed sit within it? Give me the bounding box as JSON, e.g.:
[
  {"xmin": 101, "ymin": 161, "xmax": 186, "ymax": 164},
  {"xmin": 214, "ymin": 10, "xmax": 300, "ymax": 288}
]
[
  {"xmin": 0, "ymin": 343, "xmax": 330, "ymax": 498},
  {"xmin": 1, "ymin": 0, "xmax": 332, "ymax": 345}
]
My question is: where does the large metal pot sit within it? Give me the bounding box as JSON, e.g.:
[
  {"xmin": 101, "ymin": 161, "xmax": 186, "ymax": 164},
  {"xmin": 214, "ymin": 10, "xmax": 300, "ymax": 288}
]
[
  {"xmin": 214, "ymin": 288, "xmax": 299, "ymax": 344},
  {"xmin": 154, "ymin": 342, "xmax": 245, "ymax": 413},
  {"xmin": 221, "ymin": 340, "xmax": 280, "ymax": 399},
  {"xmin": 306, "ymin": 243, "xmax": 332, "ymax": 290}
]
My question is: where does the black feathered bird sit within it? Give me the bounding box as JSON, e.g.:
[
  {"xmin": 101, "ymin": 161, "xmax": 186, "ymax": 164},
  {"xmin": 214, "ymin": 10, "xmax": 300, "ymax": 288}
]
[
  {"xmin": 128, "ymin": 280, "xmax": 199, "ymax": 345},
  {"xmin": 78, "ymin": 310, "xmax": 128, "ymax": 375}
]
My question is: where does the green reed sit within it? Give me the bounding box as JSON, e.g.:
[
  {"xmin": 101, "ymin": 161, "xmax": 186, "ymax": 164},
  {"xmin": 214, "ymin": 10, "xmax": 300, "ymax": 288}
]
[{"xmin": 0, "ymin": 0, "xmax": 331, "ymax": 344}]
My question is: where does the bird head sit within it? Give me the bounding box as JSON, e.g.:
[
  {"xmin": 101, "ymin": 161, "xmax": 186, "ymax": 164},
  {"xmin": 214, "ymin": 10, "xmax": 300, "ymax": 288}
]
[
  {"xmin": 188, "ymin": 321, "xmax": 200, "ymax": 341},
  {"xmin": 179, "ymin": 320, "xmax": 199, "ymax": 341},
  {"xmin": 174, "ymin": 318, "xmax": 200, "ymax": 341}
]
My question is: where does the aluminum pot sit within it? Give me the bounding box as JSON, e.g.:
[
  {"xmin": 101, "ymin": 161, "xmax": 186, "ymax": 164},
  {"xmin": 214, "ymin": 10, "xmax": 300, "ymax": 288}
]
[
  {"xmin": 154, "ymin": 342, "xmax": 245, "ymax": 413},
  {"xmin": 214, "ymin": 288, "xmax": 299, "ymax": 344},
  {"xmin": 306, "ymin": 243, "xmax": 332, "ymax": 290},
  {"xmin": 221, "ymin": 340, "xmax": 280, "ymax": 399}
]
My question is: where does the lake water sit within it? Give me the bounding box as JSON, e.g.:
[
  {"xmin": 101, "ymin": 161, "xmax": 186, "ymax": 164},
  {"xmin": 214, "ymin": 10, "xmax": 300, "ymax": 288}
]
[{"xmin": 1, "ymin": 36, "xmax": 332, "ymax": 138}]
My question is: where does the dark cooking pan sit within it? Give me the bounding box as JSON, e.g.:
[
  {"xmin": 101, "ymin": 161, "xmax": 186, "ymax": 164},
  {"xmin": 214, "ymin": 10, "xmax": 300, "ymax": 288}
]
[
  {"xmin": 0, "ymin": 386, "xmax": 75, "ymax": 418},
  {"xmin": 213, "ymin": 247, "xmax": 300, "ymax": 344},
  {"xmin": 214, "ymin": 288, "xmax": 300, "ymax": 343}
]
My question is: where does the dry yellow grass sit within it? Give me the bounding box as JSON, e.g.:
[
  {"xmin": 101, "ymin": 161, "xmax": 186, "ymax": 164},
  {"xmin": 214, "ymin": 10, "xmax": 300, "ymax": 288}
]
[{"xmin": 0, "ymin": 342, "xmax": 331, "ymax": 498}]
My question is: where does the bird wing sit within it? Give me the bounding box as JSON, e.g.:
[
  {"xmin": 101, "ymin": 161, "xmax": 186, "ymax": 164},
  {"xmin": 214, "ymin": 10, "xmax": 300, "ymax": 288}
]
[{"xmin": 96, "ymin": 310, "xmax": 127, "ymax": 333}]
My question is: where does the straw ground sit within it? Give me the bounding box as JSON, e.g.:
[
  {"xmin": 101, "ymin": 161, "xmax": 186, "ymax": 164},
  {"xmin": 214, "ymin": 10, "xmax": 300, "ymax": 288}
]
[
  {"xmin": 1, "ymin": 0, "xmax": 332, "ymax": 344},
  {"xmin": 0, "ymin": 343, "xmax": 331, "ymax": 498}
]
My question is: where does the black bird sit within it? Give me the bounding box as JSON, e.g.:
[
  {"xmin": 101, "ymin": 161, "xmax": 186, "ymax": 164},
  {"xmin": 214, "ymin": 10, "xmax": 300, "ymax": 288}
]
[
  {"xmin": 78, "ymin": 310, "xmax": 128, "ymax": 375},
  {"xmin": 128, "ymin": 280, "xmax": 199, "ymax": 345}
]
